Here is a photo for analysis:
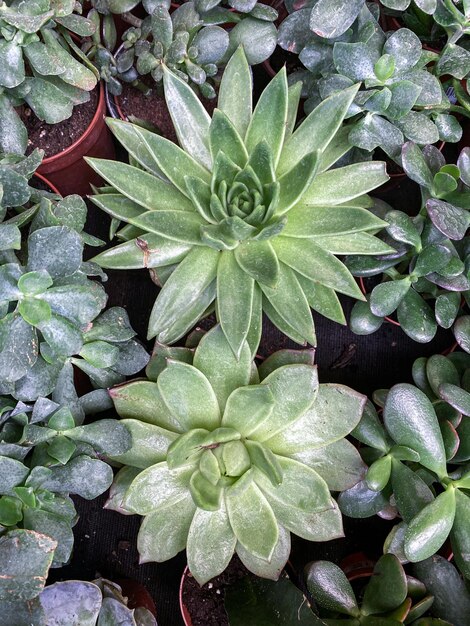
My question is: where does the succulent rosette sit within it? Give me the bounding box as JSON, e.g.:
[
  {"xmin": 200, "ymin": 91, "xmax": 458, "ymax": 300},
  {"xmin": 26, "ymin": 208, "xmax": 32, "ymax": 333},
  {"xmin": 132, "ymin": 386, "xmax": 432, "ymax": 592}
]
[
  {"xmin": 88, "ymin": 47, "xmax": 391, "ymax": 358},
  {"xmin": 106, "ymin": 325, "xmax": 366, "ymax": 584}
]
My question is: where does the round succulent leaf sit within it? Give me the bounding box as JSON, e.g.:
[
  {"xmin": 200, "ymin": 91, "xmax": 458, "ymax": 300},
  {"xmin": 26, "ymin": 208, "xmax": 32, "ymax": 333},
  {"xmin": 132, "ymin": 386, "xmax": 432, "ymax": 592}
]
[
  {"xmin": 366, "ymin": 455, "xmax": 392, "ymax": 492},
  {"xmin": 193, "ymin": 325, "xmax": 252, "ymax": 410},
  {"xmin": 236, "ymin": 523, "xmax": 291, "ymax": 582},
  {"xmin": 78, "ymin": 341, "xmax": 119, "ymax": 369},
  {"xmin": 137, "ymin": 493, "xmax": 195, "ymax": 564},
  {"xmin": 124, "ymin": 462, "xmax": 194, "ymax": 515},
  {"xmin": 221, "ymin": 385, "xmax": 275, "ymax": 438},
  {"xmin": 349, "ymin": 299, "xmax": 384, "ymax": 336},
  {"xmin": 309, "ymin": 0, "xmax": 364, "ymax": 39},
  {"xmin": 457, "ymin": 147, "xmax": 470, "ymax": 187},
  {"xmin": 27, "ymin": 227, "xmax": 83, "ymax": 279},
  {"xmin": 40, "ymin": 581, "xmax": 102, "ymax": 626},
  {"xmin": 0, "ymin": 456, "xmax": 29, "ymax": 494},
  {"xmin": 17, "ymin": 271, "xmax": 53, "ymax": 296},
  {"xmin": 38, "ymin": 314, "xmax": 84, "ymax": 358},
  {"xmin": 338, "ymin": 479, "xmax": 391, "ymax": 519},
  {"xmin": 187, "ymin": 499, "xmax": 236, "ymax": 584},
  {"xmin": 396, "ymin": 289, "xmax": 437, "ymax": 343},
  {"xmin": 435, "ymin": 292, "xmax": 460, "ymax": 329},
  {"xmin": 453, "ymin": 316, "xmax": 470, "ymax": 354},
  {"xmin": 390, "ymin": 459, "xmax": 434, "ymax": 524},
  {"xmin": 425, "ymin": 354, "xmax": 460, "ymax": 397},
  {"xmin": 441, "ymin": 419, "xmax": 460, "ymax": 460},
  {"xmin": 305, "ymin": 560, "xmax": 359, "ymax": 616},
  {"xmin": 426, "ymin": 199, "xmax": 470, "ymax": 241},
  {"xmin": 23, "ymin": 508, "xmax": 74, "ymax": 568},
  {"xmin": 200, "ymin": 449, "xmax": 221, "ymax": 485},
  {"xmin": 226, "ymin": 471, "xmax": 279, "ymax": 561},
  {"xmin": 351, "ymin": 400, "xmax": 389, "ymax": 451},
  {"xmin": 158, "ymin": 360, "xmax": 220, "ymax": 431},
  {"xmin": 222, "ymin": 441, "xmax": 252, "ymax": 478},
  {"xmin": 362, "ymin": 554, "xmax": 407, "ymax": 616},
  {"xmin": 0, "ymin": 529, "xmax": 57, "ymax": 602},
  {"xmin": 401, "ymin": 141, "xmax": 434, "ymax": 188},
  {"xmin": 413, "ymin": 244, "xmax": 452, "ymax": 278},
  {"xmin": 450, "ymin": 488, "xmax": 470, "ymax": 579},
  {"xmin": 64, "ymin": 419, "xmax": 132, "ymax": 457},
  {"xmin": 18, "ymin": 298, "xmax": 52, "ymax": 328},
  {"xmin": 370, "ymin": 279, "xmax": 411, "ymax": 318},
  {"xmin": 438, "ymin": 383, "xmax": 470, "ymax": 417},
  {"xmin": 265, "ymin": 383, "xmax": 365, "ymax": 454},
  {"xmin": 189, "ymin": 469, "xmax": 222, "ymax": 511},
  {"xmin": 404, "ymin": 488, "xmax": 456, "ymax": 562},
  {"xmin": 413, "ymin": 555, "xmax": 470, "ymax": 625},
  {"xmin": 38, "ymin": 456, "xmax": 113, "ymax": 500},
  {"xmin": 226, "ymin": 18, "xmax": 277, "ymax": 65}
]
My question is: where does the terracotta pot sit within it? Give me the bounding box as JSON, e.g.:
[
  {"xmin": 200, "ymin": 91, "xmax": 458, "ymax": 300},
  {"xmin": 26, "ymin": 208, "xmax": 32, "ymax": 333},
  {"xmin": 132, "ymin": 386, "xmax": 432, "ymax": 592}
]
[
  {"xmin": 340, "ymin": 552, "xmax": 375, "ymax": 581},
  {"xmin": 37, "ymin": 82, "xmax": 116, "ymax": 197},
  {"xmin": 32, "ymin": 172, "xmax": 61, "ymax": 196},
  {"xmin": 116, "ymin": 579, "xmax": 157, "ymax": 617},
  {"xmin": 179, "ymin": 567, "xmax": 193, "ymax": 626}
]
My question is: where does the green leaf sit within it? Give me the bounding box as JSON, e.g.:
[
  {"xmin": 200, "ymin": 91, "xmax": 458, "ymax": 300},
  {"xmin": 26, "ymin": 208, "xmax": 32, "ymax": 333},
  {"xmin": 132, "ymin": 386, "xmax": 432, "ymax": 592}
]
[
  {"xmin": 124, "ymin": 462, "xmax": 194, "ymax": 515},
  {"xmin": 193, "ymin": 325, "xmax": 252, "ymax": 410},
  {"xmin": 217, "ymin": 250, "xmax": 254, "ymax": 358},
  {"xmin": 189, "ymin": 470, "xmax": 222, "ymax": 510},
  {"xmin": 450, "ymin": 488, "xmax": 470, "ymax": 579},
  {"xmin": 165, "ymin": 429, "xmax": 207, "ymax": 470},
  {"xmin": 273, "ymin": 237, "xmax": 363, "ymax": 300},
  {"xmin": 405, "ymin": 489, "xmax": 456, "ymax": 562},
  {"xmin": 277, "ymin": 152, "xmax": 319, "ymax": 215},
  {"xmin": 18, "ymin": 298, "xmax": 52, "ymax": 327},
  {"xmin": 397, "ymin": 289, "xmax": 437, "ymax": 343},
  {"xmin": 278, "ymin": 85, "xmax": 359, "ymax": 176},
  {"xmin": 79, "ymin": 341, "xmax": 119, "ymax": 368},
  {"xmin": 210, "ymin": 109, "xmax": 248, "ymax": 168},
  {"xmin": 366, "ymin": 455, "xmax": 391, "ymax": 492},
  {"xmin": 439, "ymin": 383, "xmax": 470, "ymax": 416},
  {"xmin": 305, "ymin": 560, "xmax": 359, "ymax": 616},
  {"xmin": 148, "ymin": 246, "xmax": 219, "ymax": 339},
  {"xmin": 158, "ymin": 360, "xmax": 220, "ymax": 431},
  {"xmin": 235, "ymin": 240, "xmax": 279, "ymax": 288},
  {"xmin": 18, "ymin": 271, "xmax": 52, "ymax": 296},
  {"xmin": 245, "ymin": 440, "xmax": 282, "ymax": 486},
  {"xmin": 27, "ymin": 226, "xmax": 83, "ymax": 279},
  {"xmin": 187, "ymin": 500, "xmax": 236, "ymax": 585},
  {"xmin": 282, "ymin": 205, "xmax": 388, "ymax": 239},
  {"xmin": 218, "ymin": 46, "xmax": 252, "ymax": 139},
  {"xmin": 370, "ymin": 279, "xmax": 411, "ymax": 317},
  {"xmin": 137, "ymin": 493, "xmax": 195, "ymax": 563},
  {"xmin": 260, "ymin": 263, "xmax": 316, "ymax": 346},
  {"xmin": 426, "ymin": 354, "xmax": 459, "ymax": 396},
  {"xmin": 391, "ymin": 459, "xmax": 434, "ymax": 523},
  {"xmin": 163, "ymin": 66, "xmax": 211, "ymax": 168},
  {"xmin": 384, "ymin": 383, "xmax": 447, "ymax": 477},
  {"xmin": 86, "ymin": 159, "xmax": 194, "ymax": 213},
  {"xmin": 302, "ymin": 162, "xmax": 388, "ymax": 206},
  {"xmin": 226, "ymin": 18, "xmax": 277, "ymax": 65},
  {"xmin": 245, "ymin": 69, "xmax": 287, "ymax": 168},
  {"xmin": 402, "ymin": 141, "xmax": 434, "ymax": 188},
  {"xmin": 39, "ymin": 455, "xmax": 113, "ymax": 500},
  {"xmin": 362, "ymin": 554, "xmax": 407, "ymax": 616},
  {"xmin": 414, "ymin": 244, "xmax": 452, "ymax": 277},
  {"xmin": 0, "ymin": 40, "xmax": 25, "ymax": 88},
  {"xmin": 222, "ymin": 385, "xmax": 274, "ymax": 437},
  {"xmin": 40, "ymin": 581, "xmax": 101, "ymax": 626},
  {"xmin": 226, "ymin": 471, "xmax": 278, "ymax": 561},
  {"xmin": 426, "ymin": 199, "xmax": 470, "ymax": 241},
  {"xmin": 112, "ymin": 419, "xmax": 177, "ymax": 469},
  {"xmin": 310, "ymin": 0, "xmax": 365, "ymax": 38},
  {"xmin": 236, "ymin": 525, "xmax": 291, "ymax": 581},
  {"xmin": 0, "ymin": 530, "xmax": 56, "ymax": 602},
  {"xmin": 338, "ymin": 480, "xmax": 390, "ymax": 519}
]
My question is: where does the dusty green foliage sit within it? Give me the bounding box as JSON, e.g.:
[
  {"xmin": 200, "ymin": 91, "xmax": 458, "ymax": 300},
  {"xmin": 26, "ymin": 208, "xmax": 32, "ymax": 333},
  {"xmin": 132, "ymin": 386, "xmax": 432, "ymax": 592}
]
[
  {"xmin": 106, "ymin": 324, "xmax": 366, "ymax": 584},
  {"xmin": 305, "ymin": 553, "xmax": 440, "ymax": 624},
  {"xmin": 87, "ymin": 0, "xmax": 277, "ymax": 98},
  {"xmin": 349, "ymin": 143, "xmax": 470, "ymax": 343},
  {"xmin": 0, "ymin": 0, "xmax": 99, "ymax": 154},
  {"xmin": 88, "ymin": 47, "xmax": 391, "ymax": 356},
  {"xmin": 0, "ymin": 394, "xmax": 131, "ymax": 570},
  {"xmin": 0, "ymin": 568, "xmax": 157, "ymax": 626},
  {"xmin": 0, "ymin": 191, "xmax": 149, "ymax": 403},
  {"xmin": 339, "ymin": 359, "xmax": 470, "ymax": 580}
]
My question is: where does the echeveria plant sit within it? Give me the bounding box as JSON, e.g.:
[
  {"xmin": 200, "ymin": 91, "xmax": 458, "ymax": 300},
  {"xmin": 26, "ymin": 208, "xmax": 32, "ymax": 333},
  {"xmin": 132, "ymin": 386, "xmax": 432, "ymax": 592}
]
[
  {"xmin": 0, "ymin": 194, "xmax": 149, "ymax": 404},
  {"xmin": 88, "ymin": 47, "xmax": 391, "ymax": 356},
  {"xmin": 348, "ymin": 143, "xmax": 470, "ymax": 342},
  {"xmin": 0, "ymin": 0, "xmax": 99, "ymax": 154},
  {"xmin": 305, "ymin": 554, "xmax": 437, "ymax": 624},
  {"xmin": 0, "ymin": 556, "xmax": 157, "ymax": 626},
  {"xmin": 105, "ymin": 324, "xmax": 366, "ymax": 584},
  {"xmin": 339, "ymin": 377, "xmax": 470, "ymax": 580}
]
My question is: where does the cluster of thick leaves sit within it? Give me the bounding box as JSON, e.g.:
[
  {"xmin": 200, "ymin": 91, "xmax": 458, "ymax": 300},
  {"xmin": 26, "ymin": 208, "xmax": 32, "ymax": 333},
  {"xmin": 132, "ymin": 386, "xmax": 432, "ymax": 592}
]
[
  {"xmin": 305, "ymin": 554, "xmax": 439, "ymax": 625},
  {"xmin": 339, "ymin": 356, "xmax": 470, "ymax": 581},
  {"xmin": 349, "ymin": 143, "xmax": 470, "ymax": 343},
  {"xmin": 0, "ymin": 0, "xmax": 99, "ymax": 154},
  {"xmin": 104, "ymin": 0, "xmax": 277, "ymax": 98},
  {"xmin": 88, "ymin": 47, "xmax": 391, "ymax": 357},
  {"xmin": 0, "ymin": 193, "xmax": 148, "ymax": 403},
  {"xmin": 0, "ymin": 547, "xmax": 157, "ymax": 626},
  {"xmin": 0, "ymin": 395, "xmax": 130, "ymax": 574},
  {"xmin": 105, "ymin": 324, "xmax": 366, "ymax": 585}
]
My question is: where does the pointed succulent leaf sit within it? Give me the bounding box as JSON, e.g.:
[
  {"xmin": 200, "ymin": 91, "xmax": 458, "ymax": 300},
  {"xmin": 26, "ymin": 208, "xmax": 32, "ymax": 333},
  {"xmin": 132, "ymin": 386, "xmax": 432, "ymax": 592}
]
[
  {"xmin": 236, "ymin": 524, "xmax": 290, "ymax": 581},
  {"xmin": 111, "ymin": 419, "xmax": 178, "ymax": 469},
  {"xmin": 221, "ymin": 385, "xmax": 275, "ymax": 437},
  {"xmin": 362, "ymin": 554, "xmax": 407, "ymax": 615},
  {"xmin": 218, "ymin": 46, "xmax": 252, "ymax": 139},
  {"xmin": 391, "ymin": 459, "xmax": 434, "ymax": 523},
  {"xmin": 450, "ymin": 488, "xmax": 470, "ymax": 579},
  {"xmin": 397, "ymin": 289, "xmax": 437, "ymax": 343},
  {"xmin": 305, "ymin": 560, "xmax": 359, "ymax": 616}
]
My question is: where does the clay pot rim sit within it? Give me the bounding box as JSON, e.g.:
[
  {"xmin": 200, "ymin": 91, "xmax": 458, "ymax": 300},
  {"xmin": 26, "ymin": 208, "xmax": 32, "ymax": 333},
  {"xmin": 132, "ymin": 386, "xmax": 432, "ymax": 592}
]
[{"xmin": 40, "ymin": 81, "xmax": 105, "ymax": 165}]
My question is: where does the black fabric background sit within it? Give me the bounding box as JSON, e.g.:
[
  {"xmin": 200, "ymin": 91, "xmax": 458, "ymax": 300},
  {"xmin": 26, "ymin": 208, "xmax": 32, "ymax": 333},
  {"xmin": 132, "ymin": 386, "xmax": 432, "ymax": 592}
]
[{"xmin": 48, "ymin": 67, "xmax": 457, "ymax": 624}]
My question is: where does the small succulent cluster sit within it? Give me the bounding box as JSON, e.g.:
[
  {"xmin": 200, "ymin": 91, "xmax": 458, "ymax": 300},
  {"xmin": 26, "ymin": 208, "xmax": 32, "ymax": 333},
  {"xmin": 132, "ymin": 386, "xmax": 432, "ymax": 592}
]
[
  {"xmin": 0, "ymin": 0, "xmax": 98, "ymax": 154},
  {"xmin": 86, "ymin": 0, "xmax": 277, "ymax": 98},
  {"xmin": 339, "ymin": 353, "xmax": 470, "ymax": 581},
  {"xmin": 349, "ymin": 143, "xmax": 470, "ymax": 343},
  {"xmin": 105, "ymin": 324, "xmax": 366, "ymax": 584}
]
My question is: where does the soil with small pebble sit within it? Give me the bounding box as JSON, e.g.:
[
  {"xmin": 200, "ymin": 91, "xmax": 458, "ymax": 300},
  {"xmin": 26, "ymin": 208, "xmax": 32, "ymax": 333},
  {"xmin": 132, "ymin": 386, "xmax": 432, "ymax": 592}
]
[
  {"xmin": 22, "ymin": 87, "xmax": 98, "ymax": 158},
  {"xmin": 181, "ymin": 556, "xmax": 252, "ymax": 626}
]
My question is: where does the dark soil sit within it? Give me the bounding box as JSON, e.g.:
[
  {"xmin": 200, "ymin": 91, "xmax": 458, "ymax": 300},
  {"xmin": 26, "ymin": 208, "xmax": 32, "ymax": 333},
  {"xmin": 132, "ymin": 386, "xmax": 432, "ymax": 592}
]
[
  {"xmin": 181, "ymin": 556, "xmax": 252, "ymax": 626},
  {"xmin": 116, "ymin": 82, "xmax": 217, "ymax": 143},
  {"xmin": 23, "ymin": 87, "xmax": 99, "ymax": 158},
  {"xmin": 30, "ymin": 174, "xmax": 55, "ymax": 194}
]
